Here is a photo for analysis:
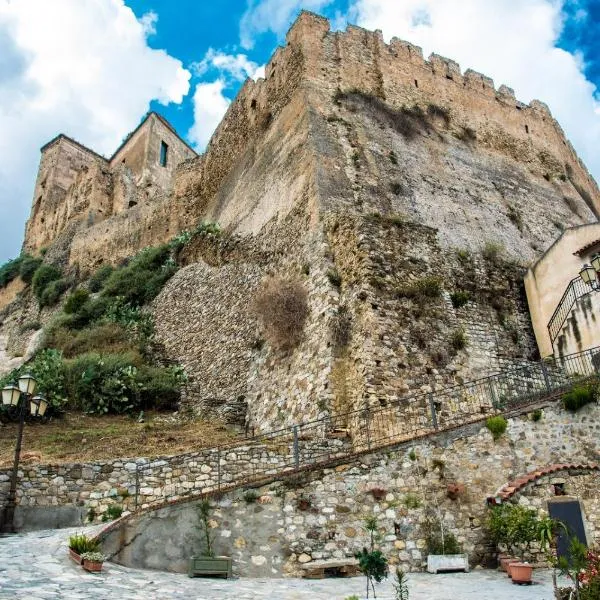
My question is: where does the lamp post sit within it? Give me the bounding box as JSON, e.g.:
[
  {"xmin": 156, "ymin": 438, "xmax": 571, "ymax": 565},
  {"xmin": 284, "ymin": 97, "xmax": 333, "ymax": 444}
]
[
  {"xmin": 579, "ymin": 253, "xmax": 600, "ymax": 291},
  {"xmin": 1, "ymin": 374, "xmax": 48, "ymax": 533}
]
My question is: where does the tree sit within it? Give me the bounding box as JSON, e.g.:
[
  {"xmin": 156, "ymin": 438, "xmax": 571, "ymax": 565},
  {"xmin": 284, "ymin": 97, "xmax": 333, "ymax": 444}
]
[{"xmin": 355, "ymin": 515, "xmax": 389, "ymax": 598}]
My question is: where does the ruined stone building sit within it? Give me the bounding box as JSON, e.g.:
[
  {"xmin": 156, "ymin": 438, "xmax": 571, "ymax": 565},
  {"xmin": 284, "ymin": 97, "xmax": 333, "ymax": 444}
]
[{"xmin": 5, "ymin": 11, "xmax": 600, "ymax": 432}]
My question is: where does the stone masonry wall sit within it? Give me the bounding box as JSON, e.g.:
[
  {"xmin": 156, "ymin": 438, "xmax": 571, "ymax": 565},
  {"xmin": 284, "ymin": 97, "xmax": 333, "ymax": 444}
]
[{"xmin": 96, "ymin": 400, "xmax": 600, "ymax": 576}]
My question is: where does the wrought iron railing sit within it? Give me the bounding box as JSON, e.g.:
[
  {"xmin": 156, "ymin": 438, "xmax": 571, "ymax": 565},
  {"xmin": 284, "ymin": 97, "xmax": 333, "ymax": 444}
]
[
  {"xmin": 548, "ymin": 276, "xmax": 591, "ymax": 345},
  {"xmin": 132, "ymin": 345, "xmax": 600, "ymax": 509}
]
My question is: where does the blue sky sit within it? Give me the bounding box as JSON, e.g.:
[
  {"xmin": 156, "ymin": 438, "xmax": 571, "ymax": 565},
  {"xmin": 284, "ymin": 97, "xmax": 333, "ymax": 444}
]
[{"xmin": 0, "ymin": 0, "xmax": 599, "ymax": 263}]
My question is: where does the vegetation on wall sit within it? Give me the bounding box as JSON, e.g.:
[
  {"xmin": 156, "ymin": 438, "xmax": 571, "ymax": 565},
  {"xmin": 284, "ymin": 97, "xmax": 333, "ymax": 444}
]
[
  {"xmin": 562, "ymin": 383, "xmax": 597, "ymax": 412},
  {"xmin": 253, "ymin": 276, "xmax": 309, "ymax": 351}
]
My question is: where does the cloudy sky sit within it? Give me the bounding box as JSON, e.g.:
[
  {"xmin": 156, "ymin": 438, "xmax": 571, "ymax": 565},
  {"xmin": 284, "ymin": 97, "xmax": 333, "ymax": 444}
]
[{"xmin": 0, "ymin": 0, "xmax": 599, "ymax": 262}]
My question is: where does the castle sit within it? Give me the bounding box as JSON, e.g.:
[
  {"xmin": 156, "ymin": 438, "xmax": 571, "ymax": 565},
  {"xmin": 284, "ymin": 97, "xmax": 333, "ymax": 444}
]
[{"xmin": 7, "ymin": 11, "xmax": 600, "ymax": 432}]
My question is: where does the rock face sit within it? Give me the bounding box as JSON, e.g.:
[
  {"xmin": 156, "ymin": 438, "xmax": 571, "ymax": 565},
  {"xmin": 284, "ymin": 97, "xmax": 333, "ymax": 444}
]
[{"xmin": 9, "ymin": 11, "xmax": 600, "ymax": 431}]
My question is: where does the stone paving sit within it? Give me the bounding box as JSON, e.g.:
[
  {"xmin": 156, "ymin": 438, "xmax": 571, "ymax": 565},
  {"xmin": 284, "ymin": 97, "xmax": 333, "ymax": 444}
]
[{"xmin": 0, "ymin": 528, "xmax": 565, "ymax": 599}]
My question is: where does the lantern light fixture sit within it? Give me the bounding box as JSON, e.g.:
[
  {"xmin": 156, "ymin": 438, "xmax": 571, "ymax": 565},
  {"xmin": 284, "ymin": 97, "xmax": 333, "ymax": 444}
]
[
  {"xmin": 579, "ymin": 264, "xmax": 599, "ymax": 290},
  {"xmin": 30, "ymin": 396, "xmax": 48, "ymax": 417},
  {"xmin": 18, "ymin": 373, "xmax": 37, "ymax": 396},
  {"xmin": 2, "ymin": 385, "xmax": 21, "ymax": 407}
]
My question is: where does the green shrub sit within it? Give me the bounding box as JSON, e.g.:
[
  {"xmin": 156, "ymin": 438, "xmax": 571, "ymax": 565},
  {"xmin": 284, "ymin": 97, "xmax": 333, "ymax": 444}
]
[
  {"xmin": 102, "ymin": 245, "xmax": 175, "ymax": 306},
  {"xmin": 39, "ymin": 278, "xmax": 70, "ymax": 307},
  {"xmin": 0, "ymin": 256, "xmax": 24, "ymax": 287},
  {"xmin": 0, "ymin": 349, "xmax": 67, "ymax": 420},
  {"xmin": 243, "ymin": 490, "xmax": 260, "ymax": 503},
  {"xmin": 426, "ymin": 529, "xmax": 461, "ymax": 555},
  {"xmin": 482, "ymin": 241, "xmax": 504, "ymax": 264},
  {"xmin": 486, "ymin": 415, "xmax": 507, "ymax": 440},
  {"xmin": 531, "ymin": 409, "xmax": 543, "ymax": 422},
  {"xmin": 49, "ymin": 322, "xmax": 133, "ymax": 358},
  {"xmin": 102, "ymin": 504, "xmax": 123, "ymax": 522},
  {"xmin": 397, "ymin": 276, "xmax": 443, "ymax": 301},
  {"xmin": 64, "ymin": 289, "xmax": 90, "ymax": 314},
  {"xmin": 326, "ymin": 268, "xmax": 342, "ymax": 288},
  {"xmin": 450, "ymin": 291, "xmax": 470, "ymax": 309},
  {"xmin": 403, "ymin": 493, "xmax": 421, "ymax": 509},
  {"xmin": 18, "ymin": 255, "xmax": 42, "ymax": 284},
  {"xmin": 68, "ymin": 533, "xmax": 99, "ymax": 554},
  {"xmin": 451, "ymin": 328, "xmax": 468, "ymax": 351},
  {"xmin": 562, "ymin": 384, "xmax": 596, "ymax": 412},
  {"xmin": 88, "ymin": 265, "xmax": 114, "ymax": 292},
  {"xmin": 62, "ymin": 352, "xmax": 185, "ymax": 415},
  {"xmin": 32, "ymin": 264, "xmax": 62, "ymax": 302}
]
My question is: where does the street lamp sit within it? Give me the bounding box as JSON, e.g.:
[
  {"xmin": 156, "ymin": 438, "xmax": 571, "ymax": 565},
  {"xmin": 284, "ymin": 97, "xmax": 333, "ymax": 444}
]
[
  {"xmin": 1, "ymin": 374, "xmax": 47, "ymax": 533},
  {"xmin": 579, "ymin": 255, "xmax": 600, "ymax": 291}
]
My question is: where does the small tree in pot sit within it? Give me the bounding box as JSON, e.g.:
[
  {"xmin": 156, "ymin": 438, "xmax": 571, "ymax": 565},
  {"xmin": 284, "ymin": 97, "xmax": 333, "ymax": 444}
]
[{"xmin": 188, "ymin": 499, "xmax": 232, "ymax": 578}]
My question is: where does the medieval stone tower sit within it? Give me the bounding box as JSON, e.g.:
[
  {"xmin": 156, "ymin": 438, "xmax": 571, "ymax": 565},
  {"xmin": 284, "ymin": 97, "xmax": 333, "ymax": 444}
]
[{"xmin": 11, "ymin": 11, "xmax": 600, "ymax": 433}]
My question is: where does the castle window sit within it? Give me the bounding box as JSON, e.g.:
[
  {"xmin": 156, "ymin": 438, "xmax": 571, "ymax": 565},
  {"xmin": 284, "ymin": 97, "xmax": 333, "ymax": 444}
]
[
  {"xmin": 525, "ymin": 124, "xmax": 529, "ymax": 134},
  {"xmin": 160, "ymin": 141, "xmax": 169, "ymax": 167},
  {"xmin": 414, "ymin": 79, "xmax": 419, "ymax": 88}
]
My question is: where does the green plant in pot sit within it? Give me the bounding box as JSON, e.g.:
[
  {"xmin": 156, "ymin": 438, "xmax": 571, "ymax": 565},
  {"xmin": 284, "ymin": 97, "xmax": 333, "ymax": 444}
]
[
  {"xmin": 68, "ymin": 533, "xmax": 99, "ymax": 565},
  {"xmin": 188, "ymin": 499, "xmax": 232, "ymax": 578}
]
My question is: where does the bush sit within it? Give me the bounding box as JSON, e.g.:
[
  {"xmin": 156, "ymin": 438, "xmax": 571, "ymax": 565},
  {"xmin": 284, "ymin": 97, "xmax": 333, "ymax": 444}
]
[
  {"xmin": 102, "ymin": 504, "xmax": 123, "ymax": 522},
  {"xmin": 64, "ymin": 289, "xmax": 90, "ymax": 314},
  {"xmin": 102, "ymin": 245, "xmax": 175, "ymax": 306},
  {"xmin": 486, "ymin": 415, "xmax": 507, "ymax": 440},
  {"xmin": 50, "ymin": 322, "xmax": 134, "ymax": 358},
  {"xmin": 19, "ymin": 320, "xmax": 41, "ymax": 334},
  {"xmin": 450, "ymin": 291, "xmax": 470, "ymax": 309},
  {"xmin": 426, "ymin": 530, "xmax": 462, "ymax": 555},
  {"xmin": 0, "ymin": 349, "xmax": 67, "ymax": 420},
  {"xmin": 562, "ymin": 384, "xmax": 596, "ymax": 412},
  {"xmin": 326, "ymin": 268, "xmax": 342, "ymax": 288},
  {"xmin": 68, "ymin": 533, "xmax": 99, "ymax": 554},
  {"xmin": 487, "ymin": 504, "xmax": 543, "ymax": 555},
  {"xmin": 451, "ymin": 328, "xmax": 468, "ymax": 351},
  {"xmin": 531, "ymin": 409, "xmax": 543, "ymax": 422},
  {"xmin": 88, "ymin": 265, "xmax": 114, "ymax": 292},
  {"xmin": 254, "ymin": 277, "xmax": 309, "ymax": 351},
  {"xmin": 397, "ymin": 276, "xmax": 442, "ymax": 300},
  {"xmin": 482, "ymin": 241, "xmax": 504, "ymax": 264},
  {"xmin": 19, "ymin": 255, "xmax": 42, "ymax": 284},
  {"xmin": 243, "ymin": 490, "xmax": 260, "ymax": 503},
  {"xmin": 63, "ymin": 352, "xmax": 185, "ymax": 414},
  {"xmin": 39, "ymin": 278, "xmax": 70, "ymax": 307},
  {"xmin": 0, "ymin": 256, "xmax": 24, "ymax": 287},
  {"xmin": 32, "ymin": 264, "xmax": 62, "ymax": 302}
]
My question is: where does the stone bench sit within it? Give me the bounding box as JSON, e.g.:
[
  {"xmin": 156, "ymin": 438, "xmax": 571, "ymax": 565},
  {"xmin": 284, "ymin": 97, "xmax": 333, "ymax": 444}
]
[{"xmin": 300, "ymin": 558, "xmax": 360, "ymax": 579}]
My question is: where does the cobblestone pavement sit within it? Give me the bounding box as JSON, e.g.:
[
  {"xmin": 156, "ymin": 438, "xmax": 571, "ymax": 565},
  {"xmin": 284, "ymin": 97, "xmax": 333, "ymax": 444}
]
[{"xmin": 0, "ymin": 528, "xmax": 564, "ymax": 599}]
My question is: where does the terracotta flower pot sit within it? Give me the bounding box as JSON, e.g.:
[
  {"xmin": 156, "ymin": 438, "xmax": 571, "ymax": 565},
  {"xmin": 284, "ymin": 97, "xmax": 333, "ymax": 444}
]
[
  {"xmin": 510, "ymin": 562, "xmax": 533, "ymax": 585},
  {"xmin": 499, "ymin": 556, "xmax": 514, "ymax": 572},
  {"xmin": 68, "ymin": 548, "xmax": 83, "ymax": 565},
  {"xmin": 506, "ymin": 559, "xmax": 521, "ymax": 577},
  {"xmin": 82, "ymin": 559, "xmax": 103, "ymax": 573}
]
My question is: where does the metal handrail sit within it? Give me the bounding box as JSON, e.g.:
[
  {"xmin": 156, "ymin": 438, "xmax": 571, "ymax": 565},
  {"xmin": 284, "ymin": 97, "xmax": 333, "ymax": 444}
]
[
  {"xmin": 548, "ymin": 276, "xmax": 591, "ymax": 344},
  {"xmin": 132, "ymin": 345, "xmax": 600, "ymax": 509}
]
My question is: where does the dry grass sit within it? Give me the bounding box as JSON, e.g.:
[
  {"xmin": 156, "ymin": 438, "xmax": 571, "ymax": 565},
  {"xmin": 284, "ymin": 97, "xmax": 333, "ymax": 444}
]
[
  {"xmin": 0, "ymin": 412, "xmax": 239, "ymax": 467},
  {"xmin": 253, "ymin": 276, "xmax": 309, "ymax": 351}
]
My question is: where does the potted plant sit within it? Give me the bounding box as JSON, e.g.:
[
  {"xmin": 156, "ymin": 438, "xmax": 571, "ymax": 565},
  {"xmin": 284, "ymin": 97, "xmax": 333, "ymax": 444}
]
[
  {"xmin": 424, "ymin": 510, "xmax": 469, "ymax": 574},
  {"xmin": 81, "ymin": 551, "xmax": 106, "ymax": 573},
  {"xmin": 68, "ymin": 533, "xmax": 99, "ymax": 565},
  {"xmin": 188, "ymin": 499, "xmax": 232, "ymax": 578}
]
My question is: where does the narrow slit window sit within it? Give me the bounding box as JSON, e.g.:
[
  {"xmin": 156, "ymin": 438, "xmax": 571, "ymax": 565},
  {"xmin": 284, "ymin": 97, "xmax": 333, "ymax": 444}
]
[
  {"xmin": 160, "ymin": 141, "xmax": 169, "ymax": 167},
  {"xmin": 525, "ymin": 124, "xmax": 529, "ymax": 134}
]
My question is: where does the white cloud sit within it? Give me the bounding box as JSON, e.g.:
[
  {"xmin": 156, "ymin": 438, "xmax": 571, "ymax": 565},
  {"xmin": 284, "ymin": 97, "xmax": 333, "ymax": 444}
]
[
  {"xmin": 188, "ymin": 80, "xmax": 231, "ymax": 150},
  {"xmin": 349, "ymin": 0, "xmax": 600, "ymax": 181},
  {"xmin": 0, "ymin": 0, "xmax": 191, "ymax": 262},
  {"xmin": 138, "ymin": 10, "xmax": 158, "ymax": 36},
  {"xmin": 240, "ymin": 0, "xmax": 334, "ymax": 49},
  {"xmin": 191, "ymin": 48, "xmax": 265, "ymax": 82}
]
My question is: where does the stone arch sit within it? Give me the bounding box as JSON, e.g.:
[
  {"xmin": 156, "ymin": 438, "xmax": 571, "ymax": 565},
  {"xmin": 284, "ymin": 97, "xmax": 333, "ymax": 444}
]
[{"xmin": 488, "ymin": 462, "xmax": 600, "ymax": 503}]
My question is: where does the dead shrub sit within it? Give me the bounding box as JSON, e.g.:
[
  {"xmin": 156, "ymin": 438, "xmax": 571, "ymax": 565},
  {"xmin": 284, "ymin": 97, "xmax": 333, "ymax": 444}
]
[{"xmin": 253, "ymin": 277, "xmax": 309, "ymax": 351}]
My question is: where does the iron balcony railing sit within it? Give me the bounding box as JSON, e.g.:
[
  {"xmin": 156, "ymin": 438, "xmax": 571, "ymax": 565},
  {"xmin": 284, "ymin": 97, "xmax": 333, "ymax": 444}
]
[
  {"xmin": 132, "ymin": 345, "xmax": 600, "ymax": 509},
  {"xmin": 548, "ymin": 276, "xmax": 591, "ymax": 345}
]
